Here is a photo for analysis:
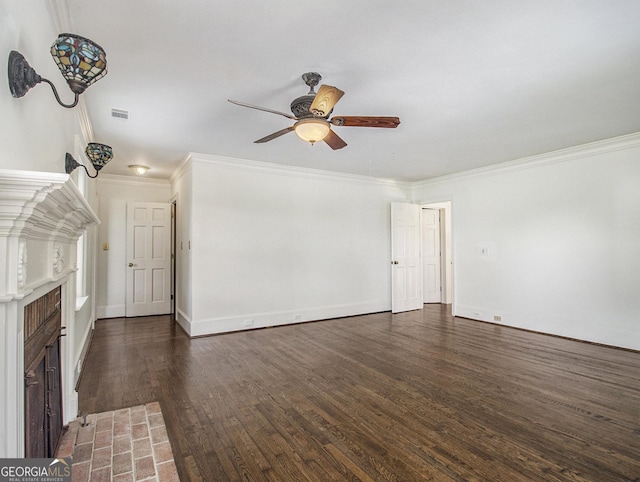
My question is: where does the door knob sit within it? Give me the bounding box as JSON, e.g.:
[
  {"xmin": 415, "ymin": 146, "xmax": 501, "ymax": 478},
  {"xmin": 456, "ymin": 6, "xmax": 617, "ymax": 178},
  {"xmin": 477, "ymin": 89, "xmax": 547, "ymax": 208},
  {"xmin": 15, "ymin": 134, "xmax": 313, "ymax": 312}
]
[
  {"xmin": 392, "ymin": 261, "xmax": 399, "ymax": 265},
  {"xmin": 128, "ymin": 262, "xmax": 134, "ymax": 267}
]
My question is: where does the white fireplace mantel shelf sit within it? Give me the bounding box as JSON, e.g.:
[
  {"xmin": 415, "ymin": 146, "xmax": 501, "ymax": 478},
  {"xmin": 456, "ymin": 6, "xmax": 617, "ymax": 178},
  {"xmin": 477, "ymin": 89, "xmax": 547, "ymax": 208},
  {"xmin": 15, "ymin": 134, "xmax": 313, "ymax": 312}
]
[
  {"xmin": 0, "ymin": 169, "xmax": 100, "ymax": 301},
  {"xmin": 0, "ymin": 169, "xmax": 100, "ymax": 240}
]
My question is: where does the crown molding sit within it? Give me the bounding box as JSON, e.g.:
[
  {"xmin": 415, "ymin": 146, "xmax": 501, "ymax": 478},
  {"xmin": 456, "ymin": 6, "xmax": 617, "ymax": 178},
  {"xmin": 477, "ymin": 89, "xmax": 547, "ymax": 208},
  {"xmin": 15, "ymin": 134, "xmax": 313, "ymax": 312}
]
[
  {"xmin": 97, "ymin": 174, "xmax": 171, "ymax": 188},
  {"xmin": 413, "ymin": 131, "xmax": 640, "ymax": 189},
  {"xmin": 45, "ymin": 0, "xmax": 71, "ymax": 33},
  {"xmin": 75, "ymin": 97, "xmax": 94, "ymax": 145},
  {"xmin": 169, "ymin": 153, "xmax": 193, "ymax": 184},
  {"xmin": 188, "ymin": 152, "xmax": 411, "ymax": 189}
]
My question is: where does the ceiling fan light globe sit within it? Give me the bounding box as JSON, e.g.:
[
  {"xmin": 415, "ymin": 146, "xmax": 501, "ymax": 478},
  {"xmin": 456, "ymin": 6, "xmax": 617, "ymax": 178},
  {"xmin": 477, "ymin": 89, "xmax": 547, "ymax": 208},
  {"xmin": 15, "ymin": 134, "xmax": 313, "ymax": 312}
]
[{"xmin": 294, "ymin": 119, "xmax": 330, "ymax": 144}]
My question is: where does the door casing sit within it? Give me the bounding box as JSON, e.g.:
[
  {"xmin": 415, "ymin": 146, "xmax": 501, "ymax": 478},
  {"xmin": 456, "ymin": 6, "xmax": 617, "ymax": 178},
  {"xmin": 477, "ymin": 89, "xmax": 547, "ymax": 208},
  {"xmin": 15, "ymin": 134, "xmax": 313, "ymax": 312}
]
[{"xmin": 422, "ymin": 207, "xmax": 442, "ymax": 303}]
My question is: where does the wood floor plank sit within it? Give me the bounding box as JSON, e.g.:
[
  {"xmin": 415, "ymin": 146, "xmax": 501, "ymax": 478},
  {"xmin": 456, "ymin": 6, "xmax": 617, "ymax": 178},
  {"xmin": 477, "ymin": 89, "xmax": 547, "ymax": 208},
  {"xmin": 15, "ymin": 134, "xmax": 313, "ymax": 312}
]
[{"xmin": 77, "ymin": 307, "xmax": 640, "ymax": 481}]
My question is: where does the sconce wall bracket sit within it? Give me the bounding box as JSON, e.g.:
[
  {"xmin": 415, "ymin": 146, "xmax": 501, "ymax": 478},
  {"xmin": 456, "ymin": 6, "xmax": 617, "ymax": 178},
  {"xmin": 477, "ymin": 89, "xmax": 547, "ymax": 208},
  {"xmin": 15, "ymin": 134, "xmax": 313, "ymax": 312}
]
[
  {"xmin": 8, "ymin": 50, "xmax": 79, "ymax": 107},
  {"xmin": 65, "ymin": 153, "xmax": 97, "ymax": 178},
  {"xmin": 8, "ymin": 50, "xmax": 42, "ymax": 98}
]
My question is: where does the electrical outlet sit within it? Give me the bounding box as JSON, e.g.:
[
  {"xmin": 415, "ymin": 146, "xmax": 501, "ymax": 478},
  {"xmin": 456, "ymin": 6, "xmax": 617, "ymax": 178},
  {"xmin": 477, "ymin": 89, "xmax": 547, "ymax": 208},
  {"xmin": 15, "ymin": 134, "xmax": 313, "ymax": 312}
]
[
  {"xmin": 494, "ymin": 315, "xmax": 502, "ymax": 321},
  {"xmin": 243, "ymin": 319, "xmax": 254, "ymax": 327},
  {"xmin": 473, "ymin": 312, "xmax": 481, "ymax": 318},
  {"xmin": 294, "ymin": 314, "xmax": 302, "ymax": 322}
]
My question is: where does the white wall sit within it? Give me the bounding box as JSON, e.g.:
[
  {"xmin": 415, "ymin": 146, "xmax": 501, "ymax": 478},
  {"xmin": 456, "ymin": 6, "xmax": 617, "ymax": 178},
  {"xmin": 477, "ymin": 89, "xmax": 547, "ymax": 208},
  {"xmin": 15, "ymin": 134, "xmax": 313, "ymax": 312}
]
[
  {"xmin": 95, "ymin": 175, "xmax": 172, "ymax": 318},
  {"xmin": 0, "ymin": 0, "xmax": 103, "ymax": 456},
  {"xmin": 171, "ymin": 157, "xmax": 193, "ymax": 326},
  {"xmin": 0, "ymin": 0, "xmax": 79, "ymax": 172},
  {"xmin": 176, "ymin": 155, "xmax": 411, "ymax": 336},
  {"xmin": 413, "ymin": 133, "xmax": 640, "ymax": 350},
  {"xmin": 70, "ymin": 169, "xmax": 100, "ymax": 392}
]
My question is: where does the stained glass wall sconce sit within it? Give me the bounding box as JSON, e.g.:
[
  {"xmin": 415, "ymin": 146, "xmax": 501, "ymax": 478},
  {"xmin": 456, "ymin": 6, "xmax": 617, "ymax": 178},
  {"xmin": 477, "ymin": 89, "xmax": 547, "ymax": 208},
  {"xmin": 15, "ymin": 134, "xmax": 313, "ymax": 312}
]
[
  {"xmin": 66, "ymin": 143, "xmax": 113, "ymax": 178},
  {"xmin": 8, "ymin": 33, "xmax": 107, "ymax": 108}
]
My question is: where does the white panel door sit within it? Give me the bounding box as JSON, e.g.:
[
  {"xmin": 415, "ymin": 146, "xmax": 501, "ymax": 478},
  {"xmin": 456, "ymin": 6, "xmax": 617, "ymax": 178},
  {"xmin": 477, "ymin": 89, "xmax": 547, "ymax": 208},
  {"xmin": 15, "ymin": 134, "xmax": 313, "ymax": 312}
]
[
  {"xmin": 126, "ymin": 202, "xmax": 171, "ymax": 317},
  {"xmin": 391, "ymin": 202, "xmax": 422, "ymax": 313},
  {"xmin": 422, "ymin": 208, "xmax": 442, "ymax": 303}
]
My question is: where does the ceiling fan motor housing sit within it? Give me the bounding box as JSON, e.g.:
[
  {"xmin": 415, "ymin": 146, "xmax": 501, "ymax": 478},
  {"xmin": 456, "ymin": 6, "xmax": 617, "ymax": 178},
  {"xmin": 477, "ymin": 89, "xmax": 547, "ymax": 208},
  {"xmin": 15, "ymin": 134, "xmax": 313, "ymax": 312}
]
[
  {"xmin": 290, "ymin": 94, "xmax": 327, "ymax": 119},
  {"xmin": 290, "ymin": 72, "xmax": 332, "ymax": 119}
]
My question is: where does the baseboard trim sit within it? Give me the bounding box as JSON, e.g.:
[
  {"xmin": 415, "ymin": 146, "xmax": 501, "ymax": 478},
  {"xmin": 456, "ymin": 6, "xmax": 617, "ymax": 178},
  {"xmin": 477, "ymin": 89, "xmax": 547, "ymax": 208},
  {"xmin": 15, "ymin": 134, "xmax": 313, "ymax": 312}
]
[
  {"xmin": 74, "ymin": 325, "xmax": 94, "ymax": 391},
  {"xmin": 186, "ymin": 301, "xmax": 389, "ymax": 338},
  {"xmin": 175, "ymin": 308, "xmax": 192, "ymax": 337},
  {"xmin": 96, "ymin": 304, "xmax": 125, "ymax": 319},
  {"xmin": 455, "ymin": 304, "xmax": 640, "ymax": 351}
]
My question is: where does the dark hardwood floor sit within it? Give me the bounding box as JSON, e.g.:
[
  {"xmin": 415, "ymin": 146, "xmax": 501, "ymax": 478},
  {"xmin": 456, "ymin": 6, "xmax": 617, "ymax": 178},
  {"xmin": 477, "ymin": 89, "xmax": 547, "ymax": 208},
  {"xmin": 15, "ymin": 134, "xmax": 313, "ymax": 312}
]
[{"xmin": 78, "ymin": 305, "xmax": 640, "ymax": 481}]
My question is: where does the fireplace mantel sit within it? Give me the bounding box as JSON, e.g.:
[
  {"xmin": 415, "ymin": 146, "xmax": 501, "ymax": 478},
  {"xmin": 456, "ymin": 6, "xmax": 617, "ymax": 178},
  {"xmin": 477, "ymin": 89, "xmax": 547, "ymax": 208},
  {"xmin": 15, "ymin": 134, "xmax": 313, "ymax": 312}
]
[
  {"xmin": 0, "ymin": 169, "xmax": 98, "ymax": 239},
  {"xmin": 0, "ymin": 169, "xmax": 100, "ymax": 457},
  {"xmin": 0, "ymin": 169, "xmax": 99, "ymax": 298}
]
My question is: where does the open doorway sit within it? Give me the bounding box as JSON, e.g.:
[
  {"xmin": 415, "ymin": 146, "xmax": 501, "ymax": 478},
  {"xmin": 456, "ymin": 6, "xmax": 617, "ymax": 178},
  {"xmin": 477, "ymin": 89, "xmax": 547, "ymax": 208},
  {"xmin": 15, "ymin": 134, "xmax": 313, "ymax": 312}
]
[{"xmin": 421, "ymin": 201, "xmax": 452, "ymax": 306}]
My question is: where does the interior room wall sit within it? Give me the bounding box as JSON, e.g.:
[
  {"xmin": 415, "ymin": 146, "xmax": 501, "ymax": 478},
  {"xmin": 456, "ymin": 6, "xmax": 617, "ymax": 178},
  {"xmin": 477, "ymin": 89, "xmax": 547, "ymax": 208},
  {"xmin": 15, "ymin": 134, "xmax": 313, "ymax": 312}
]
[
  {"xmin": 70, "ymin": 173, "xmax": 99, "ymax": 393},
  {"xmin": 0, "ymin": 0, "xmax": 78, "ymax": 172},
  {"xmin": 0, "ymin": 1, "xmax": 102, "ymax": 456},
  {"xmin": 95, "ymin": 175, "xmax": 172, "ymax": 318},
  {"xmin": 170, "ymin": 157, "xmax": 193, "ymax": 327},
  {"xmin": 176, "ymin": 154, "xmax": 411, "ymax": 336},
  {"xmin": 413, "ymin": 133, "xmax": 640, "ymax": 350}
]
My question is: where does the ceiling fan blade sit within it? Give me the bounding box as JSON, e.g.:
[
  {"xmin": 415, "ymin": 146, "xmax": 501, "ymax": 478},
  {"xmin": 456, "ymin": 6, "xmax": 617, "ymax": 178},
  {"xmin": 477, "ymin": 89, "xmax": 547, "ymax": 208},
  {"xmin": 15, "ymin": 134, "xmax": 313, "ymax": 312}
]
[
  {"xmin": 309, "ymin": 84, "xmax": 345, "ymax": 117},
  {"xmin": 331, "ymin": 116, "xmax": 401, "ymax": 128},
  {"xmin": 323, "ymin": 129, "xmax": 347, "ymax": 150},
  {"xmin": 254, "ymin": 126, "xmax": 295, "ymax": 143},
  {"xmin": 228, "ymin": 99, "xmax": 298, "ymax": 120}
]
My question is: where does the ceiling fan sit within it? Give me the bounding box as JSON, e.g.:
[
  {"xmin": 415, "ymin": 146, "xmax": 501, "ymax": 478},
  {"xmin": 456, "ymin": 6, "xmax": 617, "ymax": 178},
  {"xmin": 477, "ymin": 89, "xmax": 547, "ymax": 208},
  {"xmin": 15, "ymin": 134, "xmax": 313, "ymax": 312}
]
[{"xmin": 228, "ymin": 72, "xmax": 400, "ymax": 150}]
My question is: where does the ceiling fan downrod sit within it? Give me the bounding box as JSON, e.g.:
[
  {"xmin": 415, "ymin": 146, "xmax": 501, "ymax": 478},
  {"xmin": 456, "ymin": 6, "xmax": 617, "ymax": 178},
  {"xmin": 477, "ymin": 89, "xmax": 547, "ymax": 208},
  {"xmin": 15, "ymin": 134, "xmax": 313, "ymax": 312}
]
[
  {"xmin": 291, "ymin": 72, "xmax": 323, "ymax": 118},
  {"xmin": 301, "ymin": 72, "xmax": 322, "ymax": 94}
]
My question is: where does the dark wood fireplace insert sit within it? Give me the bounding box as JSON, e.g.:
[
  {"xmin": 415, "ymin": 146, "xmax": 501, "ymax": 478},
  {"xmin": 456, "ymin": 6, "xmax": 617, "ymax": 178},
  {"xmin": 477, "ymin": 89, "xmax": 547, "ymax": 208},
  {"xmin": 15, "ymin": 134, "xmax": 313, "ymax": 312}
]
[{"xmin": 23, "ymin": 286, "xmax": 65, "ymax": 458}]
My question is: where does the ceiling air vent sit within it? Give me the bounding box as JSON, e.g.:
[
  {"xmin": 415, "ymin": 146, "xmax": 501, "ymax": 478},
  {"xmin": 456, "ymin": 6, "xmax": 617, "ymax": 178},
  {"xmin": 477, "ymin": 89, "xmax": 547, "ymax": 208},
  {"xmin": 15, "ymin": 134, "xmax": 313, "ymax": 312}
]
[{"xmin": 111, "ymin": 108, "xmax": 130, "ymax": 120}]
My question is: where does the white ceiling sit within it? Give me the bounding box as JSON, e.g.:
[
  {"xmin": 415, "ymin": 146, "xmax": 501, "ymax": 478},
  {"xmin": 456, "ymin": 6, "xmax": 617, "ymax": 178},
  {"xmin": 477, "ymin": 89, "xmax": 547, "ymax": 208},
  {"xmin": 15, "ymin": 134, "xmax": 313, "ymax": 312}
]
[{"xmin": 67, "ymin": 0, "xmax": 640, "ymax": 181}]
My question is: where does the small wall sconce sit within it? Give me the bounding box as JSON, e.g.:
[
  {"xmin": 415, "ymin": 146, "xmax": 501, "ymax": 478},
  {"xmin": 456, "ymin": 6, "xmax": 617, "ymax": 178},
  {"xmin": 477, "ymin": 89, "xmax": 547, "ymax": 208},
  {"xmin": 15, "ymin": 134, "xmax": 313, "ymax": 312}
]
[
  {"xmin": 66, "ymin": 143, "xmax": 113, "ymax": 178},
  {"xmin": 8, "ymin": 33, "xmax": 107, "ymax": 108},
  {"xmin": 128, "ymin": 165, "xmax": 150, "ymax": 176}
]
